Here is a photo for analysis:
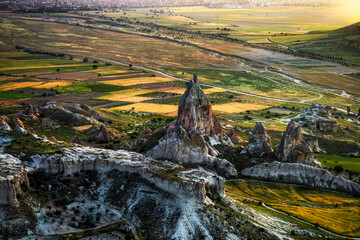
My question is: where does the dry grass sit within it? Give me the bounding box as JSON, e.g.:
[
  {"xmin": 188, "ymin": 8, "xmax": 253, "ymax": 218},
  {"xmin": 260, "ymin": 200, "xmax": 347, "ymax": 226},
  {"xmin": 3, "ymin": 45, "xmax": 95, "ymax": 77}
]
[
  {"xmin": 108, "ymin": 103, "xmax": 178, "ymax": 114},
  {"xmin": 272, "ymin": 204, "xmax": 360, "ymax": 237},
  {"xmin": 212, "ymin": 102, "xmax": 269, "ymax": 113},
  {"xmin": 153, "ymin": 87, "xmax": 186, "ymax": 94},
  {"xmin": 101, "ymin": 77, "xmax": 175, "ymax": 87},
  {"xmin": 0, "ymin": 81, "xmax": 43, "ymax": 91},
  {"xmin": 73, "ymin": 125, "xmax": 93, "ymax": 131},
  {"xmin": 203, "ymin": 88, "xmax": 228, "ymax": 94},
  {"xmin": 31, "ymin": 81, "xmax": 72, "ymax": 89},
  {"xmin": 95, "ymin": 88, "xmax": 153, "ymax": 101}
]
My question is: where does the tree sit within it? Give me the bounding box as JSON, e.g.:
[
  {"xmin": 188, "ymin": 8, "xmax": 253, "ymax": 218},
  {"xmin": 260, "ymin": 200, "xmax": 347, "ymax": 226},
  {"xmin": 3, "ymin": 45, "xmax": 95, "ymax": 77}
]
[
  {"xmin": 83, "ymin": 57, "xmax": 89, "ymax": 63},
  {"xmin": 347, "ymin": 106, "xmax": 351, "ymax": 115},
  {"xmin": 93, "ymin": 65, "xmax": 97, "ymax": 69}
]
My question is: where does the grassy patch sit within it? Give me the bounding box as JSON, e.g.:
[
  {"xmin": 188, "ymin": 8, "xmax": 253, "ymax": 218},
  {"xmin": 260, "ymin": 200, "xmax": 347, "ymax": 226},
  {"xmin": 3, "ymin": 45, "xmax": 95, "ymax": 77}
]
[
  {"xmin": 318, "ymin": 154, "xmax": 360, "ymax": 172},
  {"xmin": 0, "ymin": 91, "xmax": 34, "ymax": 99}
]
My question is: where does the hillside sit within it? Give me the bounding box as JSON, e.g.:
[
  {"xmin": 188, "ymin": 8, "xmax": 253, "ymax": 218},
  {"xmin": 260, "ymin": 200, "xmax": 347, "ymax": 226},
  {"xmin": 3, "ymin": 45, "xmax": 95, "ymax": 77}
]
[{"xmin": 270, "ymin": 21, "xmax": 360, "ymax": 64}]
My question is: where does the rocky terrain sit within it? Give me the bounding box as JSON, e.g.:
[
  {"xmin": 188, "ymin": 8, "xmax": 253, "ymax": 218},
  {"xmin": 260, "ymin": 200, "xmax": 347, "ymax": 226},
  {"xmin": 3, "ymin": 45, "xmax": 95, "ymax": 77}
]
[{"xmin": 147, "ymin": 76, "xmax": 238, "ymax": 178}]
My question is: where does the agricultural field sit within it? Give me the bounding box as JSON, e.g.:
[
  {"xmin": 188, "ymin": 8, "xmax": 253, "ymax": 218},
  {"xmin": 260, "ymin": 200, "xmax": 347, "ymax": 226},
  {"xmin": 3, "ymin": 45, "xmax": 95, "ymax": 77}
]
[
  {"xmin": 1, "ymin": 12, "xmax": 359, "ymax": 112},
  {"xmin": 225, "ymin": 179, "xmax": 360, "ymax": 237}
]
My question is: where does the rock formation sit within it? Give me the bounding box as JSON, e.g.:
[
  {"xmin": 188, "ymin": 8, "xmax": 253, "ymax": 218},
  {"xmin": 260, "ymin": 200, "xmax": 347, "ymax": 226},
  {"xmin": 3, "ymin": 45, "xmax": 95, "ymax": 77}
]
[
  {"xmin": 16, "ymin": 103, "xmax": 37, "ymax": 120},
  {"xmin": 274, "ymin": 121, "xmax": 321, "ymax": 167},
  {"xmin": 1, "ymin": 123, "xmax": 11, "ymax": 131},
  {"xmin": 14, "ymin": 125, "xmax": 27, "ymax": 134},
  {"xmin": 241, "ymin": 122, "xmax": 273, "ymax": 158},
  {"xmin": 0, "ymin": 154, "xmax": 30, "ymax": 206},
  {"xmin": 49, "ymin": 136, "xmax": 57, "ymax": 142},
  {"xmin": 295, "ymin": 103, "xmax": 336, "ymax": 132},
  {"xmin": 12, "ymin": 118, "xmax": 25, "ymax": 129},
  {"xmin": 241, "ymin": 161, "xmax": 360, "ymax": 195},
  {"xmin": 27, "ymin": 127, "xmax": 37, "ymax": 135},
  {"xmin": 140, "ymin": 128, "xmax": 152, "ymax": 137},
  {"xmin": 95, "ymin": 125, "xmax": 113, "ymax": 143},
  {"xmin": 70, "ymin": 135, "xmax": 82, "ymax": 144},
  {"xmin": 146, "ymin": 76, "xmax": 237, "ymax": 178},
  {"xmin": 227, "ymin": 129, "xmax": 242, "ymax": 144}
]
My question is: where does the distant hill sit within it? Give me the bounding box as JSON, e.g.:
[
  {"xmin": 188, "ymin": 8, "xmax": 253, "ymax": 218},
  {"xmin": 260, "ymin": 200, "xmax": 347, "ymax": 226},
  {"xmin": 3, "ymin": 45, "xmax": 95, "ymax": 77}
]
[{"xmin": 270, "ymin": 21, "xmax": 360, "ymax": 64}]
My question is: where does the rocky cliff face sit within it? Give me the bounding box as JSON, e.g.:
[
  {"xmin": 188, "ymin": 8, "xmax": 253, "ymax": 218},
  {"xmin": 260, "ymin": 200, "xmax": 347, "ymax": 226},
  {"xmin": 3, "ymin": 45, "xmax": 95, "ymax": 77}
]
[
  {"xmin": 0, "ymin": 153, "xmax": 29, "ymax": 206},
  {"xmin": 241, "ymin": 161, "xmax": 360, "ymax": 195},
  {"xmin": 274, "ymin": 121, "xmax": 321, "ymax": 167},
  {"xmin": 147, "ymin": 76, "xmax": 237, "ymax": 178},
  {"xmin": 241, "ymin": 122, "xmax": 273, "ymax": 158}
]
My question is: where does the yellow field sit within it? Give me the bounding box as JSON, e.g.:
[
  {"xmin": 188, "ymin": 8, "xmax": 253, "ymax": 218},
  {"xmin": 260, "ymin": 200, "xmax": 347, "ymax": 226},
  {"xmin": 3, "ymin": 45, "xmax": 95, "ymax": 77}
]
[
  {"xmin": 272, "ymin": 204, "xmax": 360, "ymax": 237},
  {"xmin": 0, "ymin": 81, "xmax": 43, "ymax": 91},
  {"xmin": 73, "ymin": 125, "xmax": 93, "ymax": 131},
  {"xmin": 108, "ymin": 103, "xmax": 178, "ymax": 114},
  {"xmin": 226, "ymin": 180, "xmax": 360, "ymax": 237},
  {"xmin": 203, "ymin": 88, "xmax": 228, "ymax": 94},
  {"xmin": 31, "ymin": 81, "xmax": 72, "ymax": 89},
  {"xmin": 95, "ymin": 88, "xmax": 153, "ymax": 102},
  {"xmin": 101, "ymin": 77, "xmax": 175, "ymax": 87},
  {"xmin": 153, "ymin": 87, "xmax": 186, "ymax": 94},
  {"xmin": 212, "ymin": 102, "xmax": 269, "ymax": 113}
]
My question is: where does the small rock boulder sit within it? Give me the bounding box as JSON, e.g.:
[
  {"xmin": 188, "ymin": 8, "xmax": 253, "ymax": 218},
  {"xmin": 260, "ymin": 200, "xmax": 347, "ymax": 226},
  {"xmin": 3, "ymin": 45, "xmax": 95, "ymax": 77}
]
[
  {"xmin": 227, "ymin": 129, "xmax": 242, "ymax": 144},
  {"xmin": 14, "ymin": 125, "xmax": 27, "ymax": 134},
  {"xmin": 241, "ymin": 122, "xmax": 273, "ymax": 158},
  {"xmin": 95, "ymin": 125, "xmax": 113, "ymax": 143},
  {"xmin": 12, "ymin": 118, "xmax": 25, "ymax": 129},
  {"xmin": 70, "ymin": 136, "xmax": 82, "ymax": 145},
  {"xmin": 49, "ymin": 136, "xmax": 57, "ymax": 142},
  {"xmin": 1, "ymin": 123, "xmax": 11, "ymax": 131},
  {"xmin": 27, "ymin": 127, "xmax": 37, "ymax": 135},
  {"xmin": 140, "ymin": 128, "xmax": 152, "ymax": 137}
]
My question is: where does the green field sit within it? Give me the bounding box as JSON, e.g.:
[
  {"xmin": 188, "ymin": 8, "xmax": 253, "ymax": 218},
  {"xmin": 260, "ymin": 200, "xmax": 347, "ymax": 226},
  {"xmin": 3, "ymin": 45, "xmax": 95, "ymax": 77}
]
[{"xmin": 318, "ymin": 154, "xmax": 360, "ymax": 172}]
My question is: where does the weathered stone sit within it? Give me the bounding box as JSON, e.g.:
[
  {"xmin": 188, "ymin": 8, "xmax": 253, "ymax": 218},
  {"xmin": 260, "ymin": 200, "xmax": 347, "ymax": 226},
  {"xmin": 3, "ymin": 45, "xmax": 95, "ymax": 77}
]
[
  {"xmin": 70, "ymin": 135, "xmax": 82, "ymax": 145},
  {"xmin": 241, "ymin": 122, "xmax": 272, "ymax": 157},
  {"xmin": 27, "ymin": 127, "xmax": 37, "ymax": 135},
  {"xmin": 227, "ymin": 129, "xmax": 242, "ymax": 144},
  {"xmin": 12, "ymin": 118, "xmax": 25, "ymax": 129},
  {"xmin": 49, "ymin": 136, "xmax": 57, "ymax": 142},
  {"xmin": 274, "ymin": 121, "xmax": 321, "ymax": 167},
  {"xmin": 317, "ymin": 119, "xmax": 336, "ymax": 132},
  {"xmin": 95, "ymin": 125, "xmax": 113, "ymax": 143},
  {"xmin": 14, "ymin": 125, "xmax": 27, "ymax": 134},
  {"xmin": 241, "ymin": 161, "xmax": 360, "ymax": 195},
  {"xmin": 0, "ymin": 154, "xmax": 29, "ymax": 206},
  {"xmin": 1, "ymin": 123, "xmax": 11, "ymax": 131},
  {"xmin": 140, "ymin": 128, "xmax": 152, "ymax": 137},
  {"xmin": 147, "ymin": 76, "xmax": 237, "ymax": 178}
]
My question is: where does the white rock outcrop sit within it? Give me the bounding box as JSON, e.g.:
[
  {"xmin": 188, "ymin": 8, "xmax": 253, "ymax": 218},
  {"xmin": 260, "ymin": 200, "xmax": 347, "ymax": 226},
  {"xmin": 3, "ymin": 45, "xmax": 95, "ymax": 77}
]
[{"xmin": 241, "ymin": 161, "xmax": 360, "ymax": 195}]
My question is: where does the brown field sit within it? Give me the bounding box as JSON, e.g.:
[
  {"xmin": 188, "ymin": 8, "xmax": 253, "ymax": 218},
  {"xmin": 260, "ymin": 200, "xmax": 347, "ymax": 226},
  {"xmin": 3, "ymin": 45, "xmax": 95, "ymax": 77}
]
[
  {"xmin": 212, "ymin": 102, "xmax": 269, "ymax": 113},
  {"xmin": 31, "ymin": 81, "xmax": 73, "ymax": 89},
  {"xmin": 108, "ymin": 103, "xmax": 178, "ymax": 114},
  {"xmin": 100, "ymin": 77, "xmax": 176, "ymax": 87},
  {"xmin": 0, "ymin": 81, "xmax": 43, "ymax": 91},
  {"xmin": 95, "ymin": 89, "xmax": 153, "ymax": 101},
  {"xmin": 36, "ymin": 72, "xmax": 98, "ymax": 80}
]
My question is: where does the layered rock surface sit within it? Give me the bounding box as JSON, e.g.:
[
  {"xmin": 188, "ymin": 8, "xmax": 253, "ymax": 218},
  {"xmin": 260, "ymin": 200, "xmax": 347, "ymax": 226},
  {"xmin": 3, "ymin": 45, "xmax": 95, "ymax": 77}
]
[
  {"xmin": 146, "ymin": 76, "xmax": 237, "ymax": 178},
  {"xmin": 241, "ymin": 122, "xmax": 273, "ymax": 158},
  {"xmin": 241, "ymin": 161, "xmax": 360, "ymax": 195}
]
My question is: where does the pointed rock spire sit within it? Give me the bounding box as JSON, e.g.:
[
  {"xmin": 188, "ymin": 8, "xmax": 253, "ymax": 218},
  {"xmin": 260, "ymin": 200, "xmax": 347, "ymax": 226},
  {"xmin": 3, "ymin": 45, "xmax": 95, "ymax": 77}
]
[
  {"xmin": 241, "ymin": 122, "xmax": 273, "ymax": 157},
  {"xmin": 176, "ymin": 75, "xmax": 222, "ymax": 137}
]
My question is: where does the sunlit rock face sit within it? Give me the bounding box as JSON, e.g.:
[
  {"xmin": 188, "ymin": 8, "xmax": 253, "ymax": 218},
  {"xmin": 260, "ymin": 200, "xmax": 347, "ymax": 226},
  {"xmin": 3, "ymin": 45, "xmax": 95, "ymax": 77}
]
[
  {"xmin": 274, "ymin": 120, "xmax": 321, "ymax": 167},
  {"xmin": 147, "ymin": 76, "xmax": 237, "ymax": 178}
]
